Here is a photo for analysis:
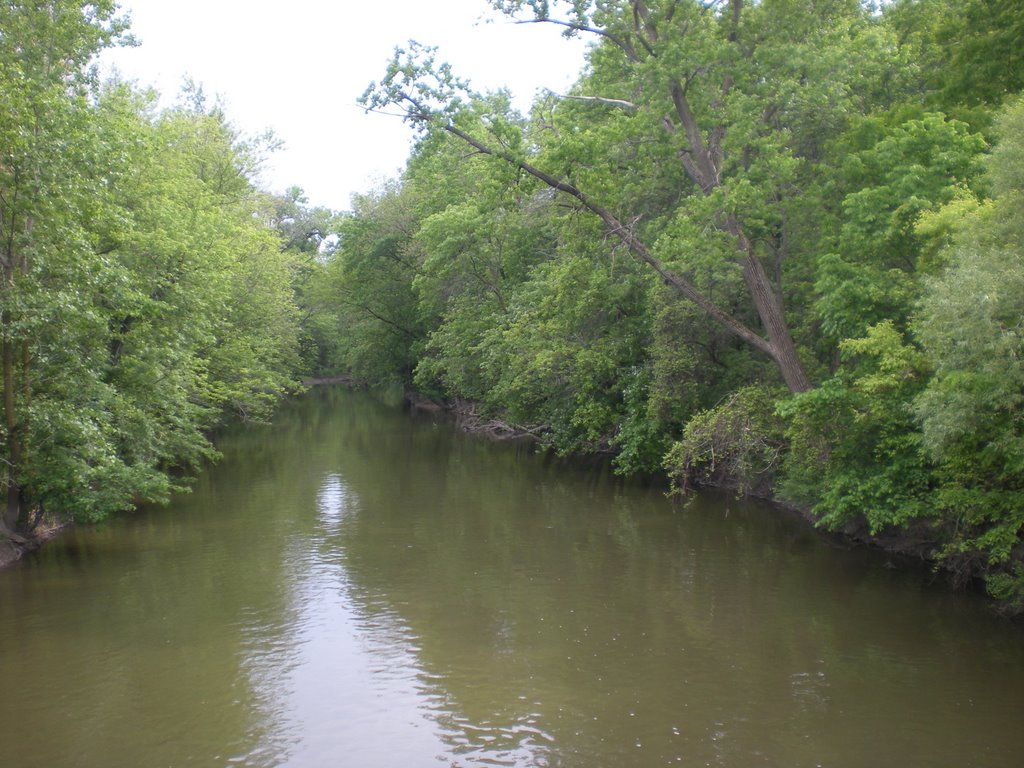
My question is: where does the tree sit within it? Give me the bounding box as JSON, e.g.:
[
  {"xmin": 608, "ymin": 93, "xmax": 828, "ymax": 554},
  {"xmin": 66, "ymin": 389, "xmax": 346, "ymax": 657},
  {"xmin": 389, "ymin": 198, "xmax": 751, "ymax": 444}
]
[
  {"xmin": 362, "ymin": 2, "xmax": 903, "ymax": 394},
  {"xmin": 264, "ymin": 187, "xmax": 344, "ymax": 374},
  {"xmin": 813, "ymin": 112, "xmax": 986, "ymax": 347},
  {"xmin": 314, "ymin": 182, "xmax": 425, "ymax": 383},
  {"xmin": 266, "ymin": 186, "xmax": 339, "ymax": 256},
  {"xmin": 1, "ymin": 9, "xmax": 303, "ymax": 536},
  {"xmin": 914, "ymin": 99, "xmax": 1024, "ymax": 609},
  {"xmin": 927, "ymin": 0, "xmax": 1024, "ymax": 108},
  {"xmin": 0, "ymin": 0, "xmax": 130, "ymax": 531}
]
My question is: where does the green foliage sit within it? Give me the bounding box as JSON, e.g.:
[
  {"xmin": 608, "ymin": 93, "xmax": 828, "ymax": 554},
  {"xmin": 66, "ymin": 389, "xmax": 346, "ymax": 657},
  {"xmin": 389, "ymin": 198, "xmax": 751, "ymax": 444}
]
[
  {"xmin": 412, "ymin": 197, "xmax": 551, "ymax": 399},
  {"xmin": 315, "ymin": 0, "xmax": 1024, "ymax": 612},
  {"xmin": 0, "ymin": 4, "xmax": 302, "ymax": 530},
  {"xmin": 476, "ymin": 251, "xmax": 651, "ymax": 455},
  {"xmin": 814, "ymin": 113, "xmax": 986, "ymax": 346},
  {"xmin": 913, "ymin": 100, "xmax": 1024, "ymax": 604},
  {"xmin": 609, "ymin": 365, "xmax": 670, "ymax": 475},
  {"xmin": 264, "ymin": 188, "xmax": 344, "ymax": 376},
  {"xmin": 836, "ymin": 114, "xmax": 985, "ymax": 268},
  {"xmin": 884, "ymin": 0, "xmax": 1022, "ymax": 115},
  {"xmin": 780, "ymin": 322, "xmax": 934, "ymax": 533},
  {"xmin": 664, "ymin": 386, "xmax": 787, "ymax": 498},
  {"xmin": 360, "ymin": 40, "xmax": 472, "ymax": 131},
  {"xmin": 934, "ymin": 0, "xmax": 1024, "ymax": 108},
  {"xmin": 312, "ymin": 183, "xmax": 424, "ymax": 384}
]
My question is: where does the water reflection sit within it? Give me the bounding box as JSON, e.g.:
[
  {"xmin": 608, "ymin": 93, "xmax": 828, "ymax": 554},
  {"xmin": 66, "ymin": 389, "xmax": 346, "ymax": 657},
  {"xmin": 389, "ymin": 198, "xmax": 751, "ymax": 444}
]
[
  {"xmin": 234, "ymin": 469, "xmax": 438, "ymax": 766},
  {"xmin": 305, "ymin": 391, "xmax": 1024, "ymax": 768},
  {"xmin": 316, "ymin": 474, "xmax": 349, "ymax": 533},
  {"xmin": 237, "ymin": 459, "xmax": 561, "ymax": 768},
  {"xmin": 1, "ymin": 388, "xmax": 1023, "ymax": 768}
]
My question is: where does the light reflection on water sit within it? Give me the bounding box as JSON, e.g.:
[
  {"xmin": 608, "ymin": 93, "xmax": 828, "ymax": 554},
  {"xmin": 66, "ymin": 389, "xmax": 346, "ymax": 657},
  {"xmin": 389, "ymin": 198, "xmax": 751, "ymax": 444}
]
[
  {"xmin": 1, "ymin": 388, "xmax": 1023, "ymax": 768},
  {"xmin": 236, "ymin": 471, "xmax": 556, "ymax": 768}
]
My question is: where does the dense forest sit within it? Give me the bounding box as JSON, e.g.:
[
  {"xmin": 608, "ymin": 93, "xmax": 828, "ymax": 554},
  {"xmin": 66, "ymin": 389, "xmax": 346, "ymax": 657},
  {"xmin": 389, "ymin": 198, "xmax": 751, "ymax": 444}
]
[
  {"xmin": 0, "ymin": 3, "xmax": 322, "ymax": 537},
  {"xmin": 4, "ymin": 1, "xmax": 1024, "ymax": 614}
]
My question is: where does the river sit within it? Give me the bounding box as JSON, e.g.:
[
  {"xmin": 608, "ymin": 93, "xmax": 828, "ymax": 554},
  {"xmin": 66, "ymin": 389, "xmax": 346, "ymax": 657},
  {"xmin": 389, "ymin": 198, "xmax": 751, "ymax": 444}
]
[{"xmin": 1, "ymin": 387, "xmax": 1022, "ymax": 767}]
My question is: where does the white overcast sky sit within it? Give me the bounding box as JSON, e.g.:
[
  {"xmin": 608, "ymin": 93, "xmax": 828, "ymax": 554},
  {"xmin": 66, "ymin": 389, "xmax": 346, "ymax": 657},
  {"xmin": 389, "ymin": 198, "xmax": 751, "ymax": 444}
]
[{"xmin": 99, "ymin": 0, "xmax": 588, "ymax": 212}]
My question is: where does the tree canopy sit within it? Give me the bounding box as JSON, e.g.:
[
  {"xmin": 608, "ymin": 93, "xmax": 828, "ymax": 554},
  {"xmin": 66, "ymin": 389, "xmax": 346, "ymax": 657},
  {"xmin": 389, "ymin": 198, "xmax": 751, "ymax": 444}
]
[
  {"xmin": 0, "ymin": 1, "xmax": 314, "ymax": 532},
  {"xmin": 5, "ymin": 0, "xmax": 1024, "ymax": 614},
  {"xmin": 318, "ymin": 0, "xmax": 1024, "ymax": 611}
]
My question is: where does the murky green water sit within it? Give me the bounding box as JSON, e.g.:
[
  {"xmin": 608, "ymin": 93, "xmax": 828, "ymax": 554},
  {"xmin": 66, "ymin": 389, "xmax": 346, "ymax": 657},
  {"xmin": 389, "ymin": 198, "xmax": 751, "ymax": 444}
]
[{"xmin": 1, "ymin": 388, "xmax": 1022, "ymax": 767}]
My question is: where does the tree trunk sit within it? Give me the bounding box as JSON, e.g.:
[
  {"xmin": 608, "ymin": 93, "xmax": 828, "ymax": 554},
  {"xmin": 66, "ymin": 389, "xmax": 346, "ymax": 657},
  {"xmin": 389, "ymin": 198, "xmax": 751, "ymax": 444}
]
[
  {"xmin": 730, "ymin": 217, "xmax": 811, "ymax": 393},
  {"xmin": 438, "ymin": 119, "xmax": 812, "ymax": 392},
  {"xmin": 3, "ymin": 327, "xmax": 22, "ymax": 532}
]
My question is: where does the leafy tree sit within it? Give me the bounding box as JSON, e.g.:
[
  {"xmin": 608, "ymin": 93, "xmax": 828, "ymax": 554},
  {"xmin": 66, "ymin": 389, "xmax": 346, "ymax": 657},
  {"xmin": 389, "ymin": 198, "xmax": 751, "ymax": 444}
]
[
  {"xmin": 406, "ymin": 98, "xmax": 555, "ymax": 401},
  {"xmin": 914, "ymin": 99, "xmax": 1024, "ymax": 609},
  {"xmin": 779, "ymin": 321, "xmax": 934, "ymax": 534},
  {"xmin": 315, "ymin": 182, "xmax": 424, "ymax": 383},
  {"xmin": 814, "ymin": 112, "xmax": 986, "ymax": 347},
  {"xmin": 262, "ymin": 187, "xmax": 343, "ymax": 375},
  {"xmin": 474, "ymin": 246, "xmax": 652, "ymax": 455},
  {"xmin": 364, "ymin": 0, "xmax": 906, "ymax": 393},
  {"xmin": 14, "ymin": 83, "xmax": 303, "ymax": 527},
  {"xmin": 0, "ymin": 0, "xmax": 130, "ymax": 531},
  {"xmin": 267, "ymin": 186, "xmax": 339, "ymax": 256},
  {"xmin": 936, "ymin": 0, "xmax": 1024, "ymax": 107},
  {"xmin": 1, "ymin": 1, "xmax": 302, "ymax": 535}
]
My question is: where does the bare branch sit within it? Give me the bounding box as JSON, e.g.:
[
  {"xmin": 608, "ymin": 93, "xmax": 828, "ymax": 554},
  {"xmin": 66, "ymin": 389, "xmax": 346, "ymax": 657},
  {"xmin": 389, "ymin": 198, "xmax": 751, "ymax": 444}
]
[
  {"xmin": 546, "ymin": 90, "xmax": 640, "ymax": 110},
  {"xmin": 512, "ymin": 18, "xmax": 640, "ymax": 61},
  {"xmin": 359, "ymin": 105, "xmax": 419, "ymax": 121}
]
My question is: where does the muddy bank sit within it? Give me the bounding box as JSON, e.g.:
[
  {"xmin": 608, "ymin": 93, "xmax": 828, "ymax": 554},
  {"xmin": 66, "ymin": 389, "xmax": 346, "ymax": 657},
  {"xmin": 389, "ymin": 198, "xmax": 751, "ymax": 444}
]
[{"xmin": 0, "ymin": 522, "xmax": 67, "ymax": 569}]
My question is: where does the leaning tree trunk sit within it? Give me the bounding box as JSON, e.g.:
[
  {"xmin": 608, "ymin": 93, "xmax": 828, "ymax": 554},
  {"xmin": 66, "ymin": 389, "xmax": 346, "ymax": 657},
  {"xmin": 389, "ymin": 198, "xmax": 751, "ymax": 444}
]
[
  {"xmin": 435, "ymin": 119, "xmax": 812, "ymax": 393},
  {"xmin": 2, "ymin": 309, "xmax": 22, "ymax": 533},
  {"xmin": 730, "ymin": 218, "xmax": 811, "ymax": 394}
]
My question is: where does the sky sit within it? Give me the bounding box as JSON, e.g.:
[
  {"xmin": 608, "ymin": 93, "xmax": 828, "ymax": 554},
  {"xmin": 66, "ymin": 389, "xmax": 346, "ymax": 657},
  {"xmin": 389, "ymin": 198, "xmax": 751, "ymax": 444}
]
[{"xmin": 99, "ymin": 0, "xmax": 589, "ymax": 212}]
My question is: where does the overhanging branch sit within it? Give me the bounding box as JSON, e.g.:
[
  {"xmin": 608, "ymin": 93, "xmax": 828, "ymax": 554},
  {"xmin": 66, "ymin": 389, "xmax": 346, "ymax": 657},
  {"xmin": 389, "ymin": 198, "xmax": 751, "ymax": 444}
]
[
  {"xmin": 545, "ymin": 90, "xmax": 640, "ymax": 110},
  {"xmin": 512, "ymin": 18, "xmax": 640, "ymax": 61},
  {"xmin": 435, "ymin": 118, "xmax": 774, "ymax": 358}
]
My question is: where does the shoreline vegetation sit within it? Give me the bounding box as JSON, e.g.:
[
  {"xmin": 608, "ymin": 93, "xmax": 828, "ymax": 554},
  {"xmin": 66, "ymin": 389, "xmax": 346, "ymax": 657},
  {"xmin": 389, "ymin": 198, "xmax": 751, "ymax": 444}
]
[
  {"xmin": 4, "ymin": 1, "xmax": 1024, "ymax": 616},
  {"xmin": 408, "ymin": 386, "xmax": 990, "ymax": 603},
  {"xmin": 0, "ymin": 379, "xmax": 997, "ymax": 616}
]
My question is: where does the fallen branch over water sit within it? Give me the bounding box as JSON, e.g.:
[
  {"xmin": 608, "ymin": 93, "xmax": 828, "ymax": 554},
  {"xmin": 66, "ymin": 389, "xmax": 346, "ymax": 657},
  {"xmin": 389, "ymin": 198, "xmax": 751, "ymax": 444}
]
[
  {"xmin": 449, "ymin": 399, "xmax": 546, "ymax": 441},
  {"xmin": 0, "ymin": 519, "xmax": 69, "ymax": 569}
]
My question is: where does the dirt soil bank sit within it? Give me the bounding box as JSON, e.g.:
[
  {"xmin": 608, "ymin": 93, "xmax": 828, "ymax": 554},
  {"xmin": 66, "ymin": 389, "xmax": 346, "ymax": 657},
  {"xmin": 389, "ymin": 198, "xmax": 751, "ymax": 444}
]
[{"xmin": 1, "ymin": 522, "xmax": 68, "ymax": 569}]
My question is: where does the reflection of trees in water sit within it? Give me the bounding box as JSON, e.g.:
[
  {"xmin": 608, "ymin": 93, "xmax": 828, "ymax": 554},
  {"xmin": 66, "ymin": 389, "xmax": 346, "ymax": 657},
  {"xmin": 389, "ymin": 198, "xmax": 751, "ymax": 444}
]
[
  {"xmin": 10, "ymin": 389, "xmax": 1023, "ymax": 767},
  {"xmin": 326, "ymin": 396, "xmax": 793, "ymax": 766},
  {"xmin": 0, "ymin": 392, "xmax": 343, "ymax": 767},
  {"xmin": 320, "ymin": 389, "xmax": 1024, "ymax": 768}
]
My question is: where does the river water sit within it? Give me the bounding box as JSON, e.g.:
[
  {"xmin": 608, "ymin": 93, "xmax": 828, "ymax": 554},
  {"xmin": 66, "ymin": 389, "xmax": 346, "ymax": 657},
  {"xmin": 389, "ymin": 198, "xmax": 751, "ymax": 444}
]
[{"xmin": 1, "ymin": 388, "xmax": 1022, "ymax": 767}]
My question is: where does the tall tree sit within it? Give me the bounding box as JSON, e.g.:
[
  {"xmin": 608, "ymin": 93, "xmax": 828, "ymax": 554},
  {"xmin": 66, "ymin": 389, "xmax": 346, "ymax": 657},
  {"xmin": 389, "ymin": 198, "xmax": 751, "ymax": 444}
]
[
  {"xmin": 914, "ymin": 99, "xmax": 1024, "ymax": 609},
  {"xmin": 0, "ymin": 0, "xmax": 129, "ymax": 531},
  {"xmin": 363, "ymin": 1, "xmax": 896, "ymax": 393}
]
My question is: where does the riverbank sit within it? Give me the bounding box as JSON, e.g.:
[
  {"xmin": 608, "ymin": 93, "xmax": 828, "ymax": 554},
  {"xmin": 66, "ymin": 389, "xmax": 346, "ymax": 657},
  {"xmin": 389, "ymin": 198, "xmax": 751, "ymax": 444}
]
[
  {"xmin": 0, "ymin": 520, "xmax": 67, "ymax": 569},
  {"xmin": 0, "ymin": 382, "xmax": 1000, "ymax": 615},
  {"xmin": 400, "ymin": 386, "xmax": 1005, "ymax": 611}
]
